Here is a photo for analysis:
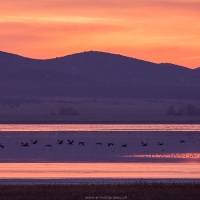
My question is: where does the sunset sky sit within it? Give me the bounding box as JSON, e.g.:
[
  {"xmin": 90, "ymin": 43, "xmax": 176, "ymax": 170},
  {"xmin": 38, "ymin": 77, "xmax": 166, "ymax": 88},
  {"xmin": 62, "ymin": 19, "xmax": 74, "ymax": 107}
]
[{"xmin": 1, "ymin": 0, "xmax": 200, "ymax": 68}]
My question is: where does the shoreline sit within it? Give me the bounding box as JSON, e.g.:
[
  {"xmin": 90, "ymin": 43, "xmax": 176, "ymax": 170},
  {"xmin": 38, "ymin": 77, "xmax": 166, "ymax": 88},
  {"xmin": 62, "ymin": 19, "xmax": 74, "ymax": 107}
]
[
  {"xmin": 1, "ymin": 178, "xmax": 200, "ymax": 185},
  {"xmin": 0, "ymin": 121, "xmax": 200, "ymax": 124}
]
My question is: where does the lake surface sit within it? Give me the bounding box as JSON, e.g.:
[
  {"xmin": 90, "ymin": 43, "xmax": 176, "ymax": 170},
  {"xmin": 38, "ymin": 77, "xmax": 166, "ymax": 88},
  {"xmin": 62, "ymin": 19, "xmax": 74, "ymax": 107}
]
[
  {"xmin": 0, "ymin": 124, "xmax": 200, "ymax": 132},
  {"xmin": 0, "ymin": 163, "xmax": 200, "ymax": 179},
  {"xmin": 0, "ymin": 124, "xmax": 200, "ymax": 181}
]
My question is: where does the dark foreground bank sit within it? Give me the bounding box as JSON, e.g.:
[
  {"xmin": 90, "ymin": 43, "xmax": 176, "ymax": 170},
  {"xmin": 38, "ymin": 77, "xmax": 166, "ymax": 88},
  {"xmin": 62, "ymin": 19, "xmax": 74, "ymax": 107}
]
[{"xmin": 0, "ymin": 183, "xmax": 200, "ymax": 200}]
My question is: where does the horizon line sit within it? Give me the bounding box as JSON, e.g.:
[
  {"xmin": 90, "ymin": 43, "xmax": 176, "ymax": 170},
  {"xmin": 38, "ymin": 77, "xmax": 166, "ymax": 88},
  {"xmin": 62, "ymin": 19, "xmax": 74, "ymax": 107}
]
[{"xmin": 0, "ymin": 49, "xmax": 199, "ymax": 70}]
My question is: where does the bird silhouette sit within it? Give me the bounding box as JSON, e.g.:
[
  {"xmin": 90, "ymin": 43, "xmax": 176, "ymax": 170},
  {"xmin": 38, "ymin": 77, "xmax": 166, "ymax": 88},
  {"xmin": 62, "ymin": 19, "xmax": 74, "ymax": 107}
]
[
  {"xmin": 0, "ymin": 144, "xmax": 4, "ymax": 149},
  {"xmin": 96, "ymin": 142, "xmax": 102, "ymax": 145},
  {"xmin": 21, "ymin": 142, "xmax": 29, "ymax": 147},
  {"xmin": 45, "ymin": 144, "xmax": 52, "ymax": 147},
  {"xmin": 57, "ymin": 140, "xmax": 64, "ymax": 144},
  {"xmin": 180, "ymin": 140, "xmax": 185, "ymax": 143},
  {"xmin": 141, "ymin": 141, "xmax": 148, "ymax": 146},
  {"xmin": 107, "ymin": 143, "xmax": 114, "ymax": 147},
  {"xmin": 157, "ymin": 142, "xmax": 164, "ymax": 146},
  {"xmin": 121, "ymin": 144, "xmax": 127, "ymax": 147},
  {"xmin": 68, "ymin": 139, "xmax": 74, "ymax": 145},
  {"xmin": 31, "ymin": 140, "xmax": 38, "ymax": 144},
  {"xmin": 79, "ymin": 142, "xmax": 85, "ymax": 146}
]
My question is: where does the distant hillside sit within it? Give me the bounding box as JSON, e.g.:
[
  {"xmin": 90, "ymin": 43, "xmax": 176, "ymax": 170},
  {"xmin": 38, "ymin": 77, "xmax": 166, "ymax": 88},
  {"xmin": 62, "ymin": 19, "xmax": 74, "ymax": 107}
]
[{"xmin": 0, "ymin": 50, "xmax": 200, "ymax": 99}]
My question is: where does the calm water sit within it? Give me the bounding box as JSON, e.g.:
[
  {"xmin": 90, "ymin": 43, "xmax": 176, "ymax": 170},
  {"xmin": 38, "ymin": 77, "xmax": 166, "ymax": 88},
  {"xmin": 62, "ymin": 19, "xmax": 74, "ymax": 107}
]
[
  {"xmin": 0, "ymin": 163, "xmax": 200, "ymax": 179},
  {"xmin": 0, "ymin": 124, "xmax": 200, "ymax": 180},
  {"xmin": 0, "ymin": 124, "xmax": 200, "ymax": 132}
]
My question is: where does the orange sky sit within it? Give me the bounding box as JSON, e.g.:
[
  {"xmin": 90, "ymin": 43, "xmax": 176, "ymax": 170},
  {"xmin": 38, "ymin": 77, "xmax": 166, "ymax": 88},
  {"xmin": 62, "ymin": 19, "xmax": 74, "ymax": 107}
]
[{"xmin": 0, "ymin": 0, "xmax": 200, "ymax": 68}]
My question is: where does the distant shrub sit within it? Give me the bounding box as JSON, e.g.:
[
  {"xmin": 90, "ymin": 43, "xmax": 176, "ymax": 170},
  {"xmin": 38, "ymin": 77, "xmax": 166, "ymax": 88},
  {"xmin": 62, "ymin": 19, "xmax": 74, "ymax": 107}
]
[
  {"xmin": 167, "ymin": 104, "xmax": 200, "ymax": 116},
  {"xmin": 50, "ymin": 111, "xmax": 57, "ymax": 116},
  {"xmin": 186, "ymin": 104, "xmax": 200, "ymax": 116},
  {"xmin": 93, "ymin": 98, "xmax": 97, "ymax": 103},
  {"xmin": 176, "ymin": 106, "xmax": 186, "ymax": 116},
  {"xmin": 167, "ymin": 105, "xmax": 176, "ymax": 115},
  {"xmin": 59, "ymin": 107, "xmax": 79, "ymax": 116}
]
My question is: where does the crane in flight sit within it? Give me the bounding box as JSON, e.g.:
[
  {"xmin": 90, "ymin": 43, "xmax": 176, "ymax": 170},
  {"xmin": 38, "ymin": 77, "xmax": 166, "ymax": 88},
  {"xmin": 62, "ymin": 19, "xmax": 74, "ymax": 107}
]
[
  {"xmin": 68, "ymin": 139, "xmax": 74, "ymax": 145},
  {"xmin": 31, "ymin": 140, "xmax": 38, "ymax": 144},
  {"xmin": 57, "ymin": 140, "xmax": 64, "ymax": 145},
  {"xmin": 141, "ymin": 141, "xmax": 148, "ymax": 146},
  {"xmin": 21, "ymin": 142, "xmax": 29, "ymax": 147}
]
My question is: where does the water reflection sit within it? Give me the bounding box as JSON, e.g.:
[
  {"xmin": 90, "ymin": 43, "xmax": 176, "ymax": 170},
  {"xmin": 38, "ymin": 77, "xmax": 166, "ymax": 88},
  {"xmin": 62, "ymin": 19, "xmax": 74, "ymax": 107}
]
[
  {"xmin": 0, "ymin": 124, "xmax": 200, "ymax": 132},
  {"xmin": 0, "ymin": 124, "xmax": 200, "ymax": 180},
  {"xmin": 123, "ymin": 153, "xmax": 200, "ymax": 160},
  {"xmin": 0, "ymin": 163, "xmax": 200, "ymax": 179}
]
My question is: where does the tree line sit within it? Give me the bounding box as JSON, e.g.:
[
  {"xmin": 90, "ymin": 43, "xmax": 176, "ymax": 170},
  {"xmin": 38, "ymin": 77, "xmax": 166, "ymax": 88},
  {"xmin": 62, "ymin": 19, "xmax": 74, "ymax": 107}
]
[{"xmin": 167, "ymin": 104, "xmax": 200, "ymax": 116}]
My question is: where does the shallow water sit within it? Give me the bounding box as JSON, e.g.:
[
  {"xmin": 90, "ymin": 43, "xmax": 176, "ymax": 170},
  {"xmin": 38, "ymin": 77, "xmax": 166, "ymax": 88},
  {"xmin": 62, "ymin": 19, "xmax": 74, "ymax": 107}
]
[
  {"xmin": 0, "ymin": 162, "xmax": 200, "ymax": 179},
  {"xmin": 0, "ymin": 124, "xmax": 200, "ymax": 180},
  {"xmin": 0, "ymin": 131, "xmax": 200, "ymax": 163}
]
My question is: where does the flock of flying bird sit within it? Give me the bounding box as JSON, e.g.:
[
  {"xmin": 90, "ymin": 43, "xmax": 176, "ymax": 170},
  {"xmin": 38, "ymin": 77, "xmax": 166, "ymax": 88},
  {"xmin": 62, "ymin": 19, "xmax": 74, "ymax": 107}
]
[{"xmin": 0, "ymin": 139, "xmax": 186, "ymax": 149}]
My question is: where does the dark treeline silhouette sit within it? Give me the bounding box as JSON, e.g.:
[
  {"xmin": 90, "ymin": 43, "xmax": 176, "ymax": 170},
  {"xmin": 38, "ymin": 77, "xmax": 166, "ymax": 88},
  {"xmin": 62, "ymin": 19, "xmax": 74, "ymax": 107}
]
[
  {"xmin": 59, "ymin": 107, "xmax": 79, "ymax": 116},
  {"xmin": 167, "ymin": 104, "xmax": 200, "ymax": 116}
]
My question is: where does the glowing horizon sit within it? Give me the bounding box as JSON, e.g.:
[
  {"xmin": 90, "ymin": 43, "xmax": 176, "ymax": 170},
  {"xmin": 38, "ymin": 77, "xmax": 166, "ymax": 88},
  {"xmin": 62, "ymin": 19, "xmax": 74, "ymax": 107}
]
[{"xmin": 1, "ymin": 0, "xmax": 200, "ymax": 68}]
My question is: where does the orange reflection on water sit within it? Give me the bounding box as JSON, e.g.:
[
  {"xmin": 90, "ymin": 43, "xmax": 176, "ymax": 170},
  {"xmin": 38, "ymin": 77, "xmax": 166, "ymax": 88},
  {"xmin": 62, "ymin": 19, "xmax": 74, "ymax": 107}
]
[
  {"xmin": 0, "ymin": 163, "xmax": 200, "ymax": 179},
  {"xmin": 123, "ymin": 153, "xmax": 200, "ymax": 160},
  {"xmin": 0, "ymin": 124, "xmax": 200, "ymax": 132}
]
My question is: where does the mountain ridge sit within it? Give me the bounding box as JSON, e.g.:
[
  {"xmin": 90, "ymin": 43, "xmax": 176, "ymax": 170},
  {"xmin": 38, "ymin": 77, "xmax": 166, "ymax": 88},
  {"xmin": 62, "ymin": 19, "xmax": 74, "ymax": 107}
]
[
  {"xmin": 0, "ymin": 50, "xmax": 200, "ymax": 99},
  {"xmin": 0, "ymin": 50, "xmax": 195, "ymax": 69}
]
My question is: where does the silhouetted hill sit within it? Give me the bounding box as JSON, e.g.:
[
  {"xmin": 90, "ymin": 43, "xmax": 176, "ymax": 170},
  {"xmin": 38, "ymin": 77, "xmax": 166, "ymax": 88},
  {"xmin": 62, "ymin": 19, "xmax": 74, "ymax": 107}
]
[{"xmin": 0, "ymin": 50, "xmax": 200, "ymax": 99}]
